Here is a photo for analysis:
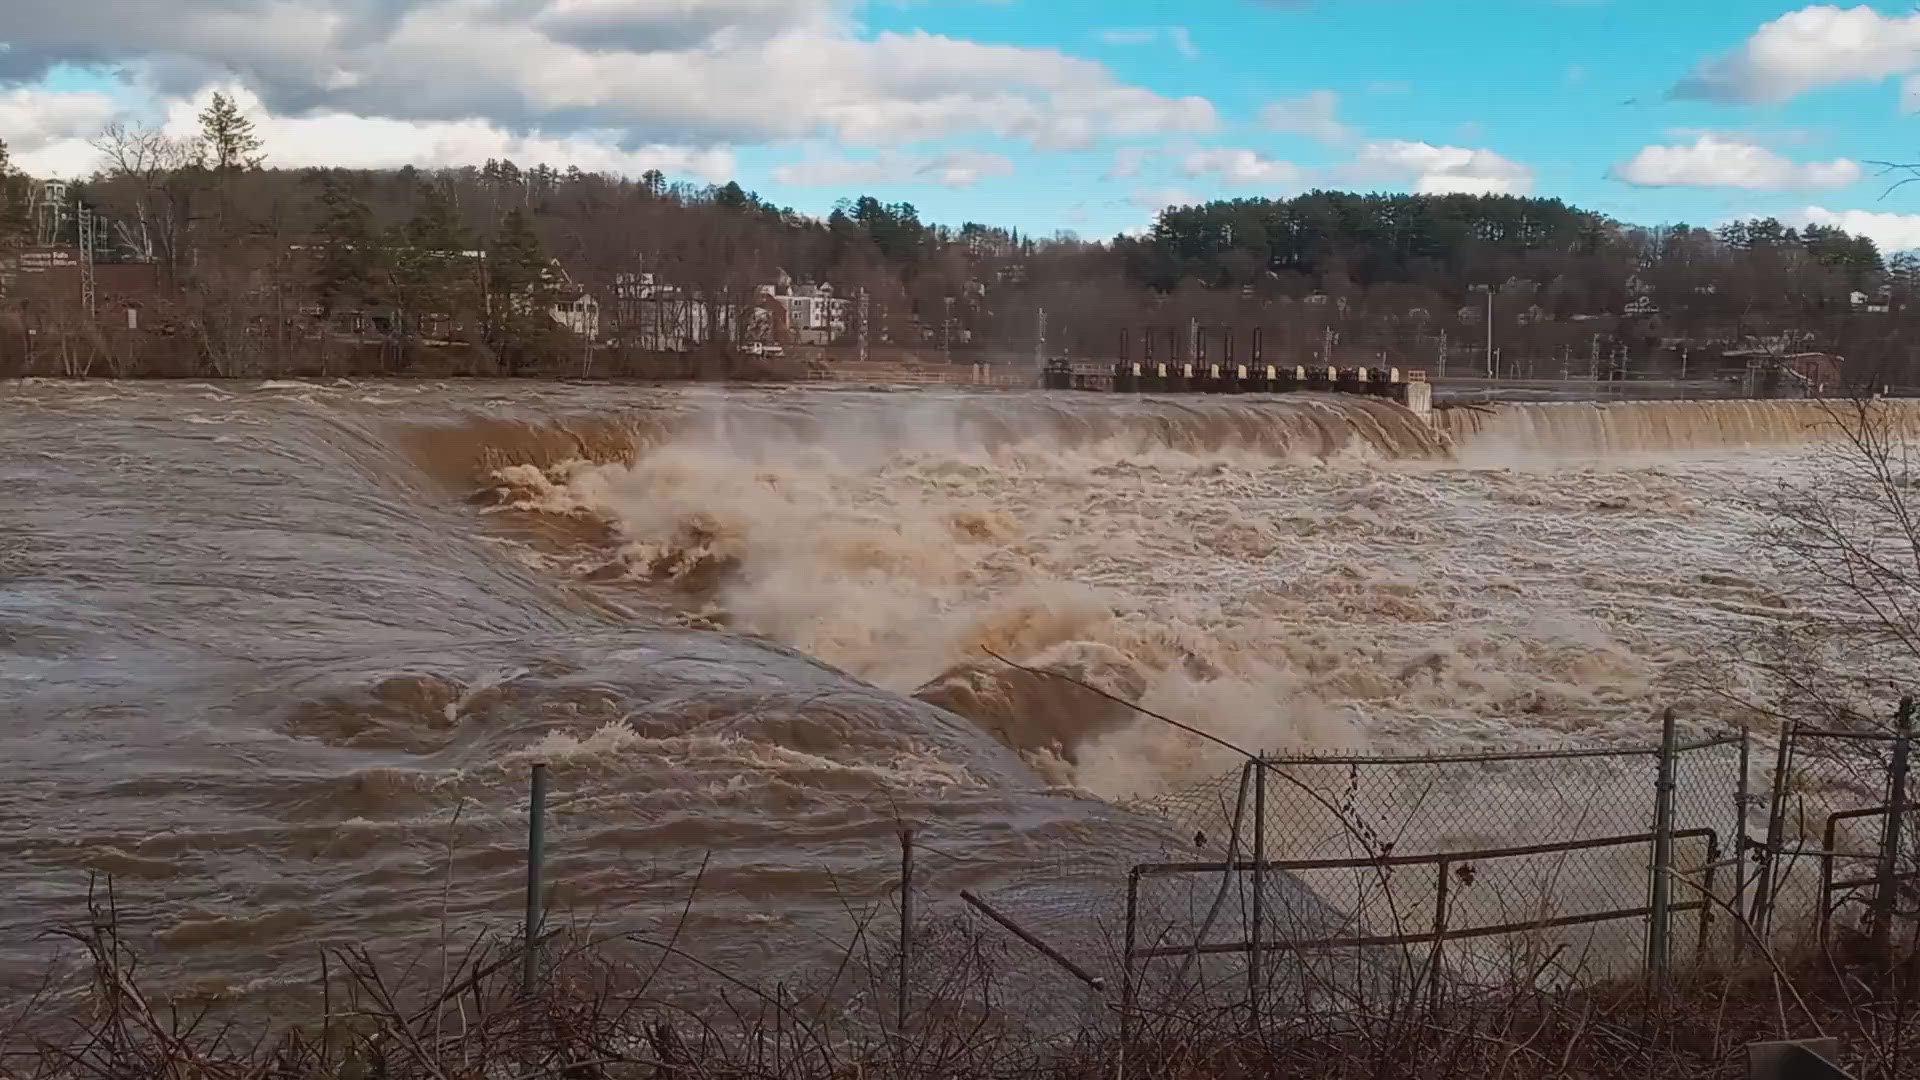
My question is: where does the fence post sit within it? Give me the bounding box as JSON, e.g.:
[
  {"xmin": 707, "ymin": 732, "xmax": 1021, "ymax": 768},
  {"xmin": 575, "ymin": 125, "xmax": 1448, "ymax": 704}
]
[
  {"xmin": 1120, "ymin": 867, "xmax": 1139, "ymax": 1066},
  {"xmin": 523, "ymin": 762, "xmax": 548, "ymax": 998},
  {"xmin": 899, "ymin": 827, "xmax": 914, "ymax": 1035},
  {"xmin": 1248, "ymin": 756, "xmax": 1266, "ymax": 1035},
  {"xmin": 1751, "ymin": 724, "xmax": 1795, "ymax": 942},
  {"xmin": 1873, "ymin": 697, "xmax": 1914, "ymax": 961},
  {"xmin": 1733, "ymin": 726, "xmax": 1752, "ymax": 961},
  {"xmin": 1430, "ymin": 858, "xmax": 1450, "ymax": 1016},
  {"xmin": 1647, "ymin": 707, "xmax": 1678, "ymax": 988}
]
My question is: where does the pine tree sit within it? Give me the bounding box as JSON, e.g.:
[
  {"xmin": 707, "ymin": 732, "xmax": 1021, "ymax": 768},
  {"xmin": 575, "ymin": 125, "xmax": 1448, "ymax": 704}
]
[
  {"xmin": 392, "ymin": 182, "xmax": 473, "ymax": 345},
  {"xmin": 0, "ymin": 139, "xmax": 31, "ymax": 256},
  {"xmin": 485, "ymin": 207, "xmax": 551, "ymax": 371},
  {"xmin": 199, "ymin": 92, "xmax": 264, "ymax": 171},
  {"xmin": 309, "ymin": 170, "xmax": 376, "ymax": 317}
]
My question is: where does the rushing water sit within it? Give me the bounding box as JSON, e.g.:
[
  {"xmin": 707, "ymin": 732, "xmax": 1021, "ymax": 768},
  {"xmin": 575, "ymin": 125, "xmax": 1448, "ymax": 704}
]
[{"xmin": 0, "ymin": 380, "xmax": 1892, "ymax": 1001}]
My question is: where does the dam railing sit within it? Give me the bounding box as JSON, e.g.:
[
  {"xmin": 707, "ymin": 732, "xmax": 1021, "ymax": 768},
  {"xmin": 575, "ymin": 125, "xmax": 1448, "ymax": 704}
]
[{"xmin": 1039, "ymin": 357, "xmax": 1433, "ymax": 417}]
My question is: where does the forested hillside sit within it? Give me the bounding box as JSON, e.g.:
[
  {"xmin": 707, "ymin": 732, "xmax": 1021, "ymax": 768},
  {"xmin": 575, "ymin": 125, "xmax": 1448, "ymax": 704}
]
[{"xmin": 1, "ymin": 99, "xmax": 1912, "ymax": 381}]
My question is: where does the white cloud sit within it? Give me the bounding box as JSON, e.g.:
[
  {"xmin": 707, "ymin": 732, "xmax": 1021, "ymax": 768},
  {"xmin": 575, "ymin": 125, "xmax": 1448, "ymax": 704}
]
[
  {"xmin": 0, "ymin": 88, "xmax": 120, "ymax": 175},
  {"xmin": 0, "ymin": 2, "xmax": 1217, "ymax": 152},
  {"xmin": 1349, "ymin": 140, "xmax": 1533, "ymax": 195},
  {"xmin": 1611, "ymin": 135, "xmax": 1860, "ymax": 191},
  {"xmin": 1096, "ymin": 26, "xmax": 1197, "ymax": 58},
  {"xmin": 141, "ymin": 86, "xmax": 735, "ymax": 181},
  {"xmin": 1105, "ymin": 146, "xmax": 1150, "ymax": 179},
  {"xmin": 1675, "ymin": 4, "xmax": 1920, "ymax": 105},
  {"xmin": 1128, "ymin": 186, "xmax": 1195, "ymax": 212},
  {"xmin": 1259, "ymin": 90, "xmax": 1350, "ymax": 144},
  {"xmin": 771, "ymin": 148, "xmax": 1013, "ymax": 188},
  {"xmin": 1789, "ymin": 207, "xmax": 1920, "ymax": 253},
  {"xmin": 1180, "ymin": 147, "xmax": 1304, "ymax": 187}
]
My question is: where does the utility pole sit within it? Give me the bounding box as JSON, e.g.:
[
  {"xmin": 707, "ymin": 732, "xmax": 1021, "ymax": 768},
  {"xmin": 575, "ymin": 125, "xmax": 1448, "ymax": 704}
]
[
  {"xmin": 942, "ymin": 295, "xmax": 954, "ymax": 359},
  {"xmin": 1323, "ymin": 325, "xmax": 1334, "ymax": 365},
  {"xmin": 1438, "ymin": 328, "xmax": 1447, "ymax": 378},
  {"xmin": 1187, "ymin": 317, "xmax": 1199, "ymax": 366},
  {"xmin": 857, "ymin": 288, "xmax": 869, "ymax": 364},
  {"xmin": 1035, "ymin": 306, "xmax": 1047, "ymax": 367},
  {"xmin": 1484, "ymin": 287, "xmax": 1494, "ymax": 378}
]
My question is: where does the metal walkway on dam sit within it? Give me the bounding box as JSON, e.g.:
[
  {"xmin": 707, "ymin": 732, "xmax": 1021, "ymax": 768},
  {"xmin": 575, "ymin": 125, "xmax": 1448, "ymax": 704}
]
[{"xmin": 1041, "ymin": 358, "xmax": 1434, "ymax": 417}]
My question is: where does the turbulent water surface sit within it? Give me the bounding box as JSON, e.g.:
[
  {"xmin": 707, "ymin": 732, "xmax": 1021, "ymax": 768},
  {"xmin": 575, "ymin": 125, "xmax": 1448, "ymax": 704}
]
[{"xmin": 0, "ymin": 380, "xmax": 1880, "ymax": 1000}]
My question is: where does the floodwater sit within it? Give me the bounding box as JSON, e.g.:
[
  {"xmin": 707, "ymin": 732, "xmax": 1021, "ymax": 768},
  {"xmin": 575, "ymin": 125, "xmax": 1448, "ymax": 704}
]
[{"xmin": 0, "ymin": 380, "xmax": 1880, "ymax": 1001}]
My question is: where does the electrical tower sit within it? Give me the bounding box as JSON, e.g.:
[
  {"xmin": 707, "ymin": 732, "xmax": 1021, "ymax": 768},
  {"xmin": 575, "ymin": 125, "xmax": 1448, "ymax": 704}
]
[{"xmin": 77, "ymin": 202, "xmax": 97, "ymax": 319}]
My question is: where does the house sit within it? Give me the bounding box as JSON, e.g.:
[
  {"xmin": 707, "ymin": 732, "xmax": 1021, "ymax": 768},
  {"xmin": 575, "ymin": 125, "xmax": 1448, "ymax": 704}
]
[
  {"xmin": 1852, "ymin": 289, "xmax": 1892, "ymax": 314},
  {"xmin": 764, "ymin": 278, "xmax": 852, "ymax": 346}
]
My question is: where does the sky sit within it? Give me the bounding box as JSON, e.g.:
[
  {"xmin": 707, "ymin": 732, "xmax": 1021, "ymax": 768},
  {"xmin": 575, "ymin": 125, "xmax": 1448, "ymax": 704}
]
[{"xmin": 6, "ymin": 2, "xmax": 1920, "ymax": 250}]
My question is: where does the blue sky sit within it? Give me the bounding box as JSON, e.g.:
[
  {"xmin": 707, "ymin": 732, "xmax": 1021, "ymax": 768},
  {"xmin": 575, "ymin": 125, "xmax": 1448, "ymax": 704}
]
[{"xmin": 6, "ymin": 2, "xmax": 1920, "ymax": 248}]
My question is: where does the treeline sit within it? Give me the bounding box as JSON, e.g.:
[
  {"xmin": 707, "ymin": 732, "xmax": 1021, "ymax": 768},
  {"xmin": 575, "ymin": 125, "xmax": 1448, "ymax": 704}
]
[{"xmin": 1, "ymin": 98, "xmax": 1915, "ymax": 382}]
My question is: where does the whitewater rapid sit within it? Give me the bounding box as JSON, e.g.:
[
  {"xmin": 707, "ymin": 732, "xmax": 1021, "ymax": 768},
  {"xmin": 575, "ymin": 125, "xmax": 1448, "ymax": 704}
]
[{"xmin": 0, "ymin": 380, "xmax": 1884, "ymax": 1004}]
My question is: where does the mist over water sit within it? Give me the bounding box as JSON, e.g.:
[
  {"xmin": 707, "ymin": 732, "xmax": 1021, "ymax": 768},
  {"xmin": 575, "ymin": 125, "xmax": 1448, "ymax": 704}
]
[{"xmin": 0, "ymin": 381, "xmax": 1889, "ymax": 1000}]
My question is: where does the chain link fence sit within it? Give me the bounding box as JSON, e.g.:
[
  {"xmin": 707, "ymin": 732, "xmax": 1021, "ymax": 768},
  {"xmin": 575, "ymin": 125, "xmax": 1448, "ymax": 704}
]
[{"xmin": 882, "ymin": 703, "xmax": 1920, "ymax": 1044}]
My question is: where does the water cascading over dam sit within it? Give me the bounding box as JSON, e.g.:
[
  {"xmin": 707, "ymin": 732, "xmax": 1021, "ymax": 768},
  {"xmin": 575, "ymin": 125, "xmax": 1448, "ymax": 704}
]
[{"xmin": 0, "ymin": 379, "xmax": 1905, "ymax": 1005}]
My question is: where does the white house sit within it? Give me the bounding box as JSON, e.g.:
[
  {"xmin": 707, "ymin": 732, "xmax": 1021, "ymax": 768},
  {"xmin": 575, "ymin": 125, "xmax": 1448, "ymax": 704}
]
[{"xmin": 764, "ymin": 277, "xmax": 852, "ymax": 346}]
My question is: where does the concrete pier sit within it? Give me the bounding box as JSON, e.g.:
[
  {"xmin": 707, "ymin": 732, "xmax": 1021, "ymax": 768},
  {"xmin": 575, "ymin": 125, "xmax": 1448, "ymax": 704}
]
[{"xmin": 1043, "ymin": 359, "xmax": 1433, "ymax": 421}]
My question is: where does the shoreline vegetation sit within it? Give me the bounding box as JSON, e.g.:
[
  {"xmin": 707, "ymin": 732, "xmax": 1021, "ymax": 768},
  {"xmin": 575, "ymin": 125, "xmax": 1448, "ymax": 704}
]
[{"xmin": 5, "ymin": 878, "xmax": 1916, "ymax": 1080}]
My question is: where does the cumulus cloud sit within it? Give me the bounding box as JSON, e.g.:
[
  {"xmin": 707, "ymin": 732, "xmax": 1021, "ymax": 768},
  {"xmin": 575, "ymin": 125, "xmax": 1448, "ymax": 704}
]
[
  {"xmin": 0, "ymin": 1, "xmax": 1217, "ymax": 152},
  {"xmin": 1179, "ymin": 147, "xmax": 1304, "ymax": 187},
  {"xmin": 0, "ymin": 87, "xmax": 120, "ymax": 175},
  {"xmin": 771, "ymin": 148, "xmax": 1013, "ymax": 188},
  {"xmin": 1129, "ymin": 186, "xmax": 1196, "ymax": 212},
  {"xmin": 1096, "ymin": 26, "xmax": 1197, "ymax": 59},
  {"xmin": 1789, "ymin": 206, "xmax": 1920, "ymax": 253},
  {"xmin": 1105, "ymin": 146, "xmax": 1150, "ymax": 179},
  {"xmin": 1674, "ymin": 4, "xmax": 1920, "ymax": 105},
  {"xmin": 1349, "ymin": 140, "xmax": 1532, "ymax": 195},
  {"xmin": 30, "ymin": 85, "xmax": 733, "ymax": 182},
  {"xmin": 1611, "ymin": 135, "xmax": 1860, "ymax": 191},
  {"xmin": 1259, "ymin": 90, "xmax": 1350, "ymax": 144}
]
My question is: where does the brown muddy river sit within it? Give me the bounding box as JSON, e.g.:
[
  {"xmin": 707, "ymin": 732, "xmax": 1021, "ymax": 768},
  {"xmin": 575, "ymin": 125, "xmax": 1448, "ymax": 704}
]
[{"xmin": 0, "ymin": 379, "xmax": 1871, "ymax": 1002}]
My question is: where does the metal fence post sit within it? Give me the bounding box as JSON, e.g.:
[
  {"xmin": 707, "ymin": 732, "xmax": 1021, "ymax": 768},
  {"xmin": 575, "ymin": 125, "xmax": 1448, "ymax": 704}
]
[
  {"xmin": 523, "ymin": 763, "xmax": 548, "ymax": 998},
  {"xmin": 1751, "ymin": 724, "xmax": 1795, "ymax": 942},
  {"xmin": 899, "ymin": 828, "xmax": 914, "ymax": 1035},
  {"xmin": 1873, "ymin": 697, "xmax": 1914, "ymax": 960},
  {"xmin": 1121, "ymin": 867, "xmax": 1139, "ymax": 1063},
  {"xmin": 1430, "ymin": 858, "xmax": 1450, "ymax": 1016},
  {"xmin": 1647, "ymin": 707, "xmax": 1678, "ymax": 987},
  {"xmin": 1733, "ymin": 727, "xmax": 1752, "ymax": 961},
  {"xmin": 1248, "ymin": 756, "xmax": 1266, "ymax": 1034}
]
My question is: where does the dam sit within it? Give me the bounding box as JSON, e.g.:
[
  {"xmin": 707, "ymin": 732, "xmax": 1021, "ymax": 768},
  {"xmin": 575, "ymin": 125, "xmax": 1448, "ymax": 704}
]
[{"xmin": 1043, "ymin": 357, "xmax": 1432, "ymax": 420}]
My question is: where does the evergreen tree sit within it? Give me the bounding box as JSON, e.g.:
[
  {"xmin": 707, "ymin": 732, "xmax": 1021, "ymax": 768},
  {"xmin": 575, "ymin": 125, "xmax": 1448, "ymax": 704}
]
[
  {"xmin": 392, "ymin": 181, "xmax": 474, "ymax": 345},
  {"xmin": 308, "ymin": 170, "xmax": 377, "ymax": 318},
  {"xmin": 485, "ymin": 207, "xmax": 551, "ymax": 371},
  {"xmin": 0, "ymin": 139, "xmax": 31, "ymax": 256},
  {"xmin": 199, "ymin": 92, "xmax": 264, "ymax": 171}
]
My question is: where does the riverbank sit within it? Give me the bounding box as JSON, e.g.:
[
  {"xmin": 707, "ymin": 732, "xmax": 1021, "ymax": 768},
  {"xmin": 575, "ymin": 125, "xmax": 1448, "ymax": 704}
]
[{"xmin": 5, "ymin": 893, "xmax": 1903, "ymax": 1080}]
